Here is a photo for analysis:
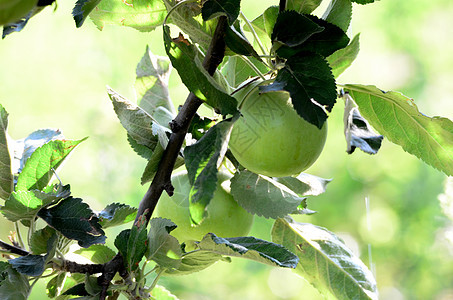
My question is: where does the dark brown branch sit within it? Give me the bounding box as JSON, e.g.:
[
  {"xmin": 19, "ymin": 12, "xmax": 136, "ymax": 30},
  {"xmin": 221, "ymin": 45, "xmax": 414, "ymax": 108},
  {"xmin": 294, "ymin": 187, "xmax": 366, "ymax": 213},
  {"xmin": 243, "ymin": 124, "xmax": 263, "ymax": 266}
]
[
  {"xmin": 135, "ymin": 16, "xmax": 228, "ymax": 224},
  {"xmin": 279, "ymin": 0, "xmax": 286, "ymax": 12},
  {"xmin": 0, "ymin": 240, "xmax": 29, "ymax": 256}
]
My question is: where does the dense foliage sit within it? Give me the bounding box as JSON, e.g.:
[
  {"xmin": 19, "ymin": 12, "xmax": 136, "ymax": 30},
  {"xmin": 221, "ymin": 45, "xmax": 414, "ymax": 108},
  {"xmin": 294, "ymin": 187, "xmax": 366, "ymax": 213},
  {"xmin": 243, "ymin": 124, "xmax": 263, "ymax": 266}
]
[{"xmin": 1, "ymin": 0, "xmax": 452, "ymax": 299}]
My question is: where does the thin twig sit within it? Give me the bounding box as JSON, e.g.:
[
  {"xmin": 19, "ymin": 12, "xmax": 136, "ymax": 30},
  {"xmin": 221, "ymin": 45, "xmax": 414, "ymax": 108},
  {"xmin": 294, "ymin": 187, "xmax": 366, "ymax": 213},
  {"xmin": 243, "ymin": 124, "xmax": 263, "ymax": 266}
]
[{"xmin": 0, "ymin": 239, "xmax": 29, "ymax": 256}]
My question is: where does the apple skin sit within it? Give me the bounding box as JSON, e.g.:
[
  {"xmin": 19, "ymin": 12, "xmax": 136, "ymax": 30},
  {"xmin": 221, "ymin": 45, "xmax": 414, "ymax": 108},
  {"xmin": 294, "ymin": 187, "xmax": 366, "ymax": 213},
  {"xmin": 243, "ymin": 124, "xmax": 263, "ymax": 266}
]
[
  {"xmin": 153, "ymin": 171, "xmax": 254, "ymax": 242},
  {"xmin": 229, "ymin": 80, "xmax": 327, "ymax": 177}
]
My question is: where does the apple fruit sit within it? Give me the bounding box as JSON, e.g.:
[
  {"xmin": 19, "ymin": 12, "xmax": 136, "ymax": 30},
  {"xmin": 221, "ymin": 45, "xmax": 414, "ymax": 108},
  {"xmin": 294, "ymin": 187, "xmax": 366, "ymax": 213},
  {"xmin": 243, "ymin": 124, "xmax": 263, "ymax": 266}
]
[
  {"xmin": 153, "ymin": 171, "xmax": 254, "ymax": 242},
  {"xmin": 229, "ymin": 79, "xmax": 327, "ymax": 177}
]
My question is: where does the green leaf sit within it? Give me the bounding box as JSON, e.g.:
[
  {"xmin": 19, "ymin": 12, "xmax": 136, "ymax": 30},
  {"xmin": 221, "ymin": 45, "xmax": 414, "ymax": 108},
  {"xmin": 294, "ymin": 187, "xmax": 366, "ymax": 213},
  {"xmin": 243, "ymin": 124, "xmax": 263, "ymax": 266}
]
[
  {"xmin": 127, "ymin": 133, "xmax": 153, "ymax": 159},
  {"xmin": 98, "ymin": 202, "xmax": 137, "ymax": 228},
  {"xmin": 9, "ymin": 254, "xmax": 46, "ymax": 276},
  {"xmin": 202, "ymin": 0, "xmax": 240, "ymax": 25},
  {"xmin": 135, "ymin": 46, "xmax": 175, "ymax": 117},
  {"xmin": 146, "ymin": 218, "xmax": 182, "ymax": 269},
  {"xmin": 274, "ymin": 173, "xmax": 331, "ymax": 197},
  {"xmin": 187, "ymin": 114, "xmax": 216, "ymax": 141},
  {"xmin": 327, "ymin": 33, "xmax": 360, "ymax": 78},
  {"xmin": 47, "ymin": 273, "xmax": 67, "ymax": 298},
  {"xmin": 276, "ymin": 15, "xmax": 350, "ymax": 59},
  {"xmin": 161, "ymin": 249, "xmax": 223, "ymax": 276},
  {"xmin": 322, "ymin": 0, "xmax": 352, "ymax": 32},
  {"xmin": 150, "ymin": 285, "xmax": 179, "ymax": 299},
  {"xmin": 271, "ymin": 11, "xmax": 324, "ymax": 47},
  {"xmin": 2, "ymin": 185, "xmax": 70, "ymax": 222},
  {"xmin": 184, "ymin": 119, "xmax": 236, "ymax": 224},
  {"xmin": 108, "ymin": 87, "xmax": 163, "ymax": 149},
  {"xmin": 225, "ymin": 25, "xmax": 261, "ymax": 59},
  {"xmin": 343, "ymin": 84, "xmax": 453, "ymax": 176},
  {"xmin": 16, "ymin": 139, "xmax": 85, "ymax": 192},
  {"xmin": 286, "ymin": 0, "xmax": 322, "ymax": 14},
  {"xmin": 163, "ymin": 26, "xmax": 238, "ymax": 116},
  {"xmin": 89, "ymin": 0, "xmax": 166, "ymax": 31},
  {"xmin": 72, "ymin": 0, "xmax": 101, "ymax": 28},
  {"xmin": 0, "ymin": 0, "xmax": 37, "ymax": 26},
  {"xmin": 0, "ymin": 266, "xmax": 30, "ymax": 300},
  {"xmin": 140, "ymin": 143, "xmax": 184, "ymax": 185},
  {"xmin": 272, "ymin": 217, "xmax": 378, "ymax": 300},
  {"xmin": 162, "ymin": 0, "xmax": 217, "ymax": 51},
  {"xmin": 38, "ymin": 197, "xmax": 106, "ymax": 248},
  {"xmin": 351, "ymin": 0, "xmax": 375, "ymax": 4},
  {"xmin": 260, "ymin": 53, "xmax": 336, "ymax": 128},
  {"xmin": 74, "ymin": 245, "xmax": 116, "ymax": 264},
  {"xmin": 62, "ymin": 282, "xmax": 90, "ymax": 297},
  {"xmin": 221, "ymin": 56, "xmax": 268, "ymax": 89},
  {"xmin": 18, "ymin": 128, "xmax": 65, "ymax": 173},
  {"xmin": 48, "ymin": 273, "xmax": 85, "ymax": 299},
  {"xmin": 197, "ymin": 233, "xmax": 299, "ymax": 268},
  {"xmin": 248, "ymin": 6, "xmax": 278, "ymax": 53},
  {"xmin": 30, "ymin": 226, "xmax": 56, "ymax": 254},
  {"xmin": 343, "ymin": 94, "xmax": 383, "ymax": 154},
  {"xmin": 114, "ymin": 216, "xmax": 147, "ymax": 272},
  {"xmin": 230, "ymin": 170, "xmax": 304, "ymax": 218},
  {"xmin": 0, "ymin": 104, "xmax": 12, "ymax": 200}
]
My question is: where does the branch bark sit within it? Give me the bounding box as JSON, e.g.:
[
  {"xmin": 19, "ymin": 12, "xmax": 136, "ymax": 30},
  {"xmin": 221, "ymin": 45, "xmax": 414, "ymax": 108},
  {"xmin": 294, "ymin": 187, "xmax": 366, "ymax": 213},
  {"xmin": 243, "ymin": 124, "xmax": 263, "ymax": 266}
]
[
  {"xmin": 97, "ymin": 15, "xmax": 229, "ymax": 300},
  {"xmin": 135, "ymin": 16, "xmax": 228, "ymax": 224}
]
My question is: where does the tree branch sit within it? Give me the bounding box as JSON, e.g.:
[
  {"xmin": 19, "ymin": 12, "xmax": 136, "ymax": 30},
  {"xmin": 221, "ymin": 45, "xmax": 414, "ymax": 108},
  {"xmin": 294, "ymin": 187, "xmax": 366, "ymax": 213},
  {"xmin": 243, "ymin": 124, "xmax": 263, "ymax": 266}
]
[
  {"xmin": 135, "ymin": 16, "xmax": 228, "ymax": 224},
  {"xmin": 279, "ymin": 0, "xmax": 286, "ymax": 12},
  {"xmin": 96, "ymin": 15, "xmax": 228, "ymax": 300},
  {"xmin": 0, "ymin": 239, "xmax": 29, "ymax": 256}
]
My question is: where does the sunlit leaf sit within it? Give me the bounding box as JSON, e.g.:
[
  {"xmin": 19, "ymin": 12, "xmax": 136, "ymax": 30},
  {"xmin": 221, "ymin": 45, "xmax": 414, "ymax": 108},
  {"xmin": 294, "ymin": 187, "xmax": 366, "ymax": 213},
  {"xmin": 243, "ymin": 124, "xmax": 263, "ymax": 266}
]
[
  {"xmin": 197, "ymin": 233, "xmax": 299, "ymax": 268},
  {"xmin": 327, "ymin": 33, "xmax": 360, "ymax": 78},
  {"xmin": 150, "ymin": 285, "xmax": 179, "ymax": 299},
  {"xmin": 2, "ymin": 185, "xmax": 70, "ymax": 222},
  {"xmin": 161, "ymin": 249, "xmax": 223, "ymax": 276},
  {"xmin": 343, "ymin": 84, "xmax": 453, "ymax": 176},
  {"xmin": 248, "ymin": 6, "xmax": 278, "ymax": 53},
  {"xmin": 89, "ymin": 0, "xmax": 166, "ymax": 31},
  {"xmin": 272, "ymin": 217, "xmax": 378, "ymax": 300},
  {"xmin": 98, "ymin": 202, "xmax": 137, "ymax": 228},
  {"xmin": 135, "ymin": 46, "xmax": 175, "ymax": 117},
  {"xmin": 0, "ymin": 104, "xmax": 12, "ymax": 200},
  {"xmin": 146, "ymin": 218, "xmax": 182, "ymax": 269},
  {"xmin": 163, "ymin": 0, "xmax": 217, "ymax": 51},
  {"xmin": 74, "ymin": 244, "xmax": 116, "ymax": 264},
  {"xmin": 16, "ymin": 139, "xmax": 85, "ymax": 192},
  {"xmin": 230, "ymin": 170, "xmax": 304, "ymax": 218},
  {"xmin": 286, "ymin": 0, "xmax": 322, "ymax": 14},
  {"xmin": 322, "ymin": 0, "xmax": 352, "ymax": 32},
  {"xmin": 274, "ymin": 173, "xmax": 331, "ymax": 197}
]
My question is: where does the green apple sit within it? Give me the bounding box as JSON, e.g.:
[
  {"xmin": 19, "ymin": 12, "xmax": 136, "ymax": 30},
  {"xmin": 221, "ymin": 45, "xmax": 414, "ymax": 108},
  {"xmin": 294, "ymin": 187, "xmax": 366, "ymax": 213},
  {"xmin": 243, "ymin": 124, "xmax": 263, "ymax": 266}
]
[
  {"xmin": 229, "ymin": 79, "xmax": 327, "ymax": 177},
  {"xmin": 153, "ymin": 171, "xmax": 254, "ymax": 242}
]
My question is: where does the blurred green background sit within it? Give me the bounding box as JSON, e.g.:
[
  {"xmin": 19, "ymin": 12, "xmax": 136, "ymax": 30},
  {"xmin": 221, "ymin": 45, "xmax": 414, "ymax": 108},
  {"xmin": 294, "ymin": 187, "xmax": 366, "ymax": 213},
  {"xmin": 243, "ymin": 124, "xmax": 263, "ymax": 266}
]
[{"xmin": 1, "ymin": 0, "xmax": 453, "ymax": 299}]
